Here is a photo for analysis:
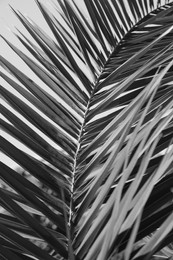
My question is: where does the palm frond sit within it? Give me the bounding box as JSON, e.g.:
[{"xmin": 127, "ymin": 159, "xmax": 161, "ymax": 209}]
[{"xmin": 0, "ymin": 0, "xmax": 173, "ymax": 259}]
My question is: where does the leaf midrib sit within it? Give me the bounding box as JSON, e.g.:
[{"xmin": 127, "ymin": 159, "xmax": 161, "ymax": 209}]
[{"xmin": 68, "ymin": 49, "xmax": 114, "ymax": 236}]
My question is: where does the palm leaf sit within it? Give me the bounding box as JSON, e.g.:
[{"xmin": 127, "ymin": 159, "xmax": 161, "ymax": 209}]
[{"xmin": 0, "ymin": 0, "xmax": 173, "ymax": 259}]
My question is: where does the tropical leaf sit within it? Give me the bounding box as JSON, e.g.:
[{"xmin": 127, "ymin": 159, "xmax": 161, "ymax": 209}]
[{"xmin": 0, "ymin": 0, "xmax": 173, "ymax": 259}]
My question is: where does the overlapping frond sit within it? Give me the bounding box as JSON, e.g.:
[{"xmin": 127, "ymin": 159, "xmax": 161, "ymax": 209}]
[{"xmin": 0, "ymin": 0, "xmax": 173, "ymax": 259}]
